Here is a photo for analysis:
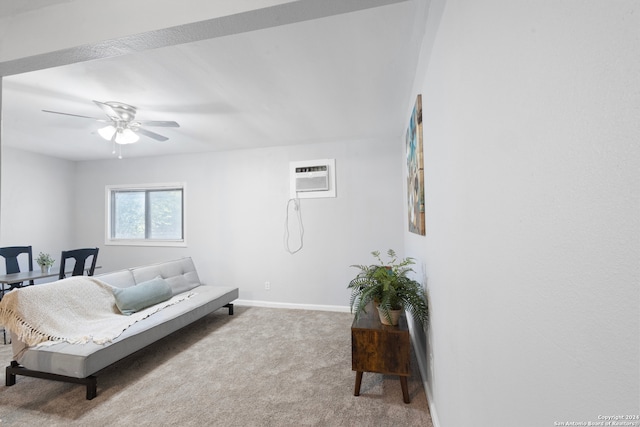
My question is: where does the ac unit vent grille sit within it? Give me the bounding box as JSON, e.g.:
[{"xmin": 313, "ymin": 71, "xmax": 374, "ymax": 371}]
[{"xmin": 296, "ymin": 175, "xmax": 329, "ymax": 192}]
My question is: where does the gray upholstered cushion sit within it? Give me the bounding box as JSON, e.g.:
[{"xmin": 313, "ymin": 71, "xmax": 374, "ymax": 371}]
[
  {"xmin": 97, "ymin": 269, "xmax": 135, "ymax": 288},
  {"xmin": 131, "ymin": 258, "xmax": 201, "ymax": 295}
]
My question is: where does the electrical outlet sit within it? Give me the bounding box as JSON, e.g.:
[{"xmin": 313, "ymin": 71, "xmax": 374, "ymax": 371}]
[{"xmin": 265, "ymin": 281, "xmax": 271, "ymax": 291}]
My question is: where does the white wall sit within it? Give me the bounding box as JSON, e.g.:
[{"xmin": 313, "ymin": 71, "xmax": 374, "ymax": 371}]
[
  {"xmin": 74, "ymin": 138, "xmax": 404, "ymax": 308},
  {"xmin": 0, "ymin": 147, "xmax": 76, "ymax": 277},
  {"xmin": 408, "ymin": 1, "xmax": 640, "ymax": 426}
]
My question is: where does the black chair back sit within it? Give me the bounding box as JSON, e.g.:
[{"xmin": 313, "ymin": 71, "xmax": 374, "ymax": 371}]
[
  {"xmin": 59, "ymin": 248, "xmax": 99, "ymax": 280},
  {"xmin": 0, "ymin": 246, "xmax": 34, "ymax": 293}
]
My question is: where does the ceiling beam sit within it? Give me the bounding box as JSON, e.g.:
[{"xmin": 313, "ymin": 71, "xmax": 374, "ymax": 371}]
[{"xmin": 0, "ymin": 0, "xmax": 407, "ymax": 77}]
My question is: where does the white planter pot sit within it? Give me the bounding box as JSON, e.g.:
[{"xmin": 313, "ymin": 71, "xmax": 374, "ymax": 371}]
[{"xmin": 377, "ymin": 306, "xmax": 402, "ymax": 326}]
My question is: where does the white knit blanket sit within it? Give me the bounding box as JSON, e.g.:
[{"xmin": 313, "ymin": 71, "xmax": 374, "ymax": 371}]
[{"xmin": 0, "ymin": 276, "xmax": 191, "ymax": 347}]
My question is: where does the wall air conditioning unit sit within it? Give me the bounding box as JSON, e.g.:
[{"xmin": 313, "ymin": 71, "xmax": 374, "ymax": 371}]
[
  {"xmin": 289, "ymin": 159, "xmax": 336, "ymax": 199},
  {"xmin": 295, "ymin": 165, "xmax": 329, "ymax": 192}
]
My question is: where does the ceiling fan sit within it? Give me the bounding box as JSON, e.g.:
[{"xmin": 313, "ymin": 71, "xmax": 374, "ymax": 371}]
[{"xmin": 43, "ymin": 100, "xmax": 180, "ymax": 145}]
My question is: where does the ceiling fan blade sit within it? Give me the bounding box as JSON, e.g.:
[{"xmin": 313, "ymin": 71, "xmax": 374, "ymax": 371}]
[
  {"xmin": 136, "ymin": 127, "xmax": 169, "ymax": 142},
  {"xmin": 92, "ymin": 100, "xmax": 122, "ymax": 120},
  {"xmin": 42, "ymin": 110, "xmax": 107, "ymax": 121},
  {"xmin": 136, "ymin": 120, "xmax": 180, "ymax": 128}
]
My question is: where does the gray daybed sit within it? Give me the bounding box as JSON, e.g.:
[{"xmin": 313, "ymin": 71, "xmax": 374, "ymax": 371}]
[{"xmin": 4, "ymin": 257, "xmax": 238, "ymax": 399}]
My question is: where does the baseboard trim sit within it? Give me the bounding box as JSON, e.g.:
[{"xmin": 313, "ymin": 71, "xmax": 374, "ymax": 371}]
[
  {"xmin": 412, "ymin": 340, "xmax": 441, "ymax": 427},
  {"xmin": 425, "ymin": 384, "xmax": 441, "ymax": 427},
  {"xmin": 409, "ymin": 324, "xmax": 441, "ymax": 427},
  {"xmin": 234, "ymin": 299, "xmax": 351, "ymax": 313}
]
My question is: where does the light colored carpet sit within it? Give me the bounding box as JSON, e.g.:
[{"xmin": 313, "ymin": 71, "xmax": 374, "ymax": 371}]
[{"xmin": 0, "ymin": 306, "xmax": 433, "ymax": 426}]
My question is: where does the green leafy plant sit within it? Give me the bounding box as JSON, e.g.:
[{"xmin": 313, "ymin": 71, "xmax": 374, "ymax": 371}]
[
  {"xmin": 348, "ymin": 249, "xmax": 428, "ymax": 326},
  {"xmin": 36, "ymin": 252, "xmax": 55, "ymax": 267}
]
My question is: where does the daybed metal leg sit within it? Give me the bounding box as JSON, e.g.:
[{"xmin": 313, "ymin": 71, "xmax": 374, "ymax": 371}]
[
  {"xmin": 6, "ymin": 361, "xmax": 17, "ymax": 386},
  {"xmin": 224, "ymin": 303, "xmax": 234, "ymax": 315},
  {"xmin": 86, "ymin": 376, "xmax": 97, "ymax": 400}
]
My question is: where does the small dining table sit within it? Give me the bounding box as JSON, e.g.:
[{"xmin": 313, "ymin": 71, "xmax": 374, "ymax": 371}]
[{"xmin": 0, "ymin": 267, "xmax": 102, "ymax": 286}]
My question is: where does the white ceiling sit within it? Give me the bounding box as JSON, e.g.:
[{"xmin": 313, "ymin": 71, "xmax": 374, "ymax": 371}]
[
  {"xmin": 0, "ymin": 0, "xmax": 74, "ymax": 17},
  {"xmin": 1, "ymin": 1, "xmax": 425, "ymax": 161}
]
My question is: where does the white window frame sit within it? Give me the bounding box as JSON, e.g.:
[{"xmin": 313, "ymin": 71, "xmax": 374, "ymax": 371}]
[{"xmin": 105, "ymin": 183, "xmax": 187, "ymax": 247}]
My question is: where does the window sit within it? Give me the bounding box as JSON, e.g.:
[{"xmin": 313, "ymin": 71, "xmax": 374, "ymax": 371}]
[{"xmin": 106, "ymin": 183, "xmax": 185, "ymax": 246}]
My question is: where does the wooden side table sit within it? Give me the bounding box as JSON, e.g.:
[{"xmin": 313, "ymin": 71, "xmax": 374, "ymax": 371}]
[{"xmin": 351, "ymin": 306, "xmax": 411, "ymax": 403}]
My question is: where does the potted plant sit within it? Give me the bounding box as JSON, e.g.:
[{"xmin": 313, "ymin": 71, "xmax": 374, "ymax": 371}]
[
  {"xmin": 36, "ymin": 252, "xmax": 55, "ymax": 273},
  {"xmin": 348, "ymin": 249, "xmax": 428, "ymax": 326}
]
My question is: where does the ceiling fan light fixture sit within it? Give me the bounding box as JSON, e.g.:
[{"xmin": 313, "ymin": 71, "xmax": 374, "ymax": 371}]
[
  {"xmin": 116, "ymin": 128, "xmax": 139, "ymax": 145},
  {"xmin": 98, "ymin": 125, "xmax": 116, "ymax": 140},
  {"xmin": 98, "ymin": 125, "xmax": 139, "ymax": 145}
]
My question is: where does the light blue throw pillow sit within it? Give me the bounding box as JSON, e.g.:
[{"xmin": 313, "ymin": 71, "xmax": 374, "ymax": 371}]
[{"xmin": 113, "ymin": 276, "xmax": 173, "ymax": 315}]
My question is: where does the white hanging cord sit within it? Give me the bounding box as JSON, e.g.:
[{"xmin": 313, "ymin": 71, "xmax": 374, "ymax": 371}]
[{"xmin": 284, "ymin": 198, "xmax": 304, "ymax": 254}]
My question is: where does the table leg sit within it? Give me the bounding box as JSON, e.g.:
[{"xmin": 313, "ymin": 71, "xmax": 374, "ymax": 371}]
[
  {"xmin": 354, "ymin": 371, "xmax": 363, "ymax": 396},
  {"xmin": 400, "ymin": 376, "xmax": 410, "ymax": 404}
]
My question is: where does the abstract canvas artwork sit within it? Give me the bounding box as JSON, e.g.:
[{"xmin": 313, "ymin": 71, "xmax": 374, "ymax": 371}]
[{"xmin": 406, "ymin": 94, "xmax": 425, "ymax": 235}]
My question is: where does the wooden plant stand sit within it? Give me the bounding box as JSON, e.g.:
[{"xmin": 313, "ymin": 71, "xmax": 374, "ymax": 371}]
[{"xmin": 351, "ymin": 305, "xmax": 411, "ymax": 403}]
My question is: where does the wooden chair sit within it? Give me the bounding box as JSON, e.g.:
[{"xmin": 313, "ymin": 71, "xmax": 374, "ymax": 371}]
[
  {"xmin": 0, "ymin": 246, "xmax": 34, "ymax": 344},
  {"xmin": 0, "ymin": 246, "xmax": 35, "ymax": 297},
  {"xmin": 58, "ymin": 248, "xmax": 99, "ymax": 280}
]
